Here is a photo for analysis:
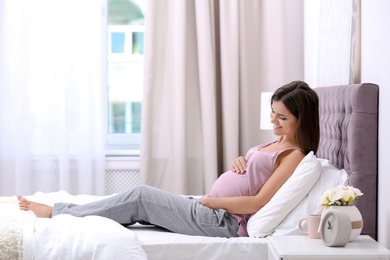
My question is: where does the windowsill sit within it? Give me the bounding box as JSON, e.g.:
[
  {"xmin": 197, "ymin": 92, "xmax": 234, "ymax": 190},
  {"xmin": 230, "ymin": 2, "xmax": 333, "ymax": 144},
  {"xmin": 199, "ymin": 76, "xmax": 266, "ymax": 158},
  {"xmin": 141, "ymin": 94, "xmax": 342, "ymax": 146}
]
[{"xmin": 105, "ymin": 149, "xmax": 140, "ymax": 158}]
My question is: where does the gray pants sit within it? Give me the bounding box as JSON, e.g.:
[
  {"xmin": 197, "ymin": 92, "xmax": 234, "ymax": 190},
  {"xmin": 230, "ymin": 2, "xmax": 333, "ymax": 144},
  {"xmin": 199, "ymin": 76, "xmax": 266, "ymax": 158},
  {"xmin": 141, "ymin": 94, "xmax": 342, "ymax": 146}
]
[{"xmin": 53, "ymin": 185, "xmax": 239, "ymax": 237}]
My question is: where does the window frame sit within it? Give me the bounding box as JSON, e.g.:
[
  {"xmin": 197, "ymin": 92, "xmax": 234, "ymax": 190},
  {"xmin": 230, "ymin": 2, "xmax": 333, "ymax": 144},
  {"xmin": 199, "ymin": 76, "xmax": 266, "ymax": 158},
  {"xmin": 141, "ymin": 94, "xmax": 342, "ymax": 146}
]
[{"xmin": 104, "ymin": 4, "xmax": 144, "ymax": 156}]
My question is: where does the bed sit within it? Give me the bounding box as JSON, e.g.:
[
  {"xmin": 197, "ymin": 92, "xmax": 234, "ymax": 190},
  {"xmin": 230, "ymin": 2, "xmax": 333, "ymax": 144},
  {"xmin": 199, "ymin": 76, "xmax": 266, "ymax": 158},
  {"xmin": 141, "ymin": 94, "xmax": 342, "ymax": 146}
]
[{"xmin": 0, "ymin": 83, "xmax": 379, "ymax": 260}]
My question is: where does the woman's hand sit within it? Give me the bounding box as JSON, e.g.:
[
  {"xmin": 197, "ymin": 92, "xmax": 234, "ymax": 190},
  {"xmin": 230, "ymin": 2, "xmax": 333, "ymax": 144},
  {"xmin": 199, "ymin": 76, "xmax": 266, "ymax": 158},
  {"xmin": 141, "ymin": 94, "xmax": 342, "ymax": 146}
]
[
  {"xmin": 230, "ymin": 156, "xmax": 247, "ymax": 173},
  {"xmin": 199, "ymin": 194, "xmax": 225, "ymax": 210},
  {"xmin": 199, "ymin": 194, "xmax": 211, "ymax": 207}
]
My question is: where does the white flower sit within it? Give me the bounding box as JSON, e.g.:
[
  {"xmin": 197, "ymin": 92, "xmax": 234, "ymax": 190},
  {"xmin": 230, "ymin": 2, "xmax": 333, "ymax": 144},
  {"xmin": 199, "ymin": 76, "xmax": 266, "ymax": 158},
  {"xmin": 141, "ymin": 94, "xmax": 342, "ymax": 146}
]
[
  {"xmin": 329, "ymin": 188, "xmax": 344, "ymax": 205},
  {"xmin": 320, "ymin": 185, "xmax": 364, "ymax": 206},
  {"xmin": 351, "ymin": 187, "xmax": 363, "ymax": 196},
  {"xmin": 340, "ymin": 186, "xmax": 356, "ymax": 203},
  {"xmin": 320, "ymin": 189, "xmax": 332, "ymax": 205}
]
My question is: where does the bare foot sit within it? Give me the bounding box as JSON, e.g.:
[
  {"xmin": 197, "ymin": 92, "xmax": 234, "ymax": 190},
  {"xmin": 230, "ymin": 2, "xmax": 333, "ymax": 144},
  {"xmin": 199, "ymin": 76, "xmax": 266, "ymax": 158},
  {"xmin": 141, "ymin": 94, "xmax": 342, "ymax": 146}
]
[{"xmin": 17, "ymin": 195, "xmax": 53, "ymax": 218}]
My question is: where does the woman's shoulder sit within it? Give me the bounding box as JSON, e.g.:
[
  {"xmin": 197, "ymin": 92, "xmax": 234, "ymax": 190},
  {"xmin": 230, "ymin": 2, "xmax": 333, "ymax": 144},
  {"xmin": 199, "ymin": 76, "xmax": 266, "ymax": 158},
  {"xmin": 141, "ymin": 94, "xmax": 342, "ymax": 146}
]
[{"xmin": 278, "ymin": 148, "xmax": 306, "ymax": 163}]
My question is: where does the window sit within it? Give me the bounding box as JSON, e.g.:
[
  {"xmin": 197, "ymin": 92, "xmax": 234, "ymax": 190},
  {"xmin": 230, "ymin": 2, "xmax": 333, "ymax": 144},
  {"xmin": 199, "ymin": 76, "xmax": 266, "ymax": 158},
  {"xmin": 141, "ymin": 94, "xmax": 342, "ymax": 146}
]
[{"xmin": 106, "ymin": 0, "xmax": 145, "ymax": 155}]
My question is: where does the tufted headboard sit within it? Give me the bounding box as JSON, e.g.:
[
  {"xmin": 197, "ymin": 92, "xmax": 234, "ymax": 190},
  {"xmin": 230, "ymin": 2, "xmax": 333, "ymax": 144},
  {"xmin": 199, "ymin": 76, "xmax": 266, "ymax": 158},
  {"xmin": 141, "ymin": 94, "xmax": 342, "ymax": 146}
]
[{"xmin": 314, "ymin": 83, "xmax": 379, "ymax": 239}]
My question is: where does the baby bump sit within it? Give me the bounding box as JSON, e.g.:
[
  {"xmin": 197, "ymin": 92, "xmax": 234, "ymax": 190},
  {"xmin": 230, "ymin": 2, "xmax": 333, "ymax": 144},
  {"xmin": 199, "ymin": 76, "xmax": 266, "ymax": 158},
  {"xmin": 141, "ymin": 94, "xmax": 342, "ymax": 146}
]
[{"xmin": 209, "ymin": 171, "xmax": 250, "ymax": 197}]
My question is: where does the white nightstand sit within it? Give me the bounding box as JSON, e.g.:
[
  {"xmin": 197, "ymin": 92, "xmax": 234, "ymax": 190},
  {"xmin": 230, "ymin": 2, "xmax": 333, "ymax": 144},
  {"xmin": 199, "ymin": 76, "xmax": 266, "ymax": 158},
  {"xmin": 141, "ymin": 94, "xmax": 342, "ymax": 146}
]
[{"xmin": 268, "ymin": 235, "xmax": 390, "ymax": 260}]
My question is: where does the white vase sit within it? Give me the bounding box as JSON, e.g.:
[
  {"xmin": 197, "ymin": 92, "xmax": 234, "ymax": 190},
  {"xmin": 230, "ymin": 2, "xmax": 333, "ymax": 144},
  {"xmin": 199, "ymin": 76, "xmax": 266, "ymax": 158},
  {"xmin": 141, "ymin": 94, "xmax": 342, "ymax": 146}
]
[{"xmin": 321, "ymin": 205, "xmax": 363, "ymax": 241}]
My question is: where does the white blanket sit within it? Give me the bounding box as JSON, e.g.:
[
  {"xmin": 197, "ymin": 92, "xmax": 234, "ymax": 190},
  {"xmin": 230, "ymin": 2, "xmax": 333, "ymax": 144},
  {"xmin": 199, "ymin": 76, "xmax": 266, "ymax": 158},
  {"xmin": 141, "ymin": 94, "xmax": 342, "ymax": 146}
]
[{"xmin": 0, "ymin": 192, "xmax": 147, "ymax": 260}]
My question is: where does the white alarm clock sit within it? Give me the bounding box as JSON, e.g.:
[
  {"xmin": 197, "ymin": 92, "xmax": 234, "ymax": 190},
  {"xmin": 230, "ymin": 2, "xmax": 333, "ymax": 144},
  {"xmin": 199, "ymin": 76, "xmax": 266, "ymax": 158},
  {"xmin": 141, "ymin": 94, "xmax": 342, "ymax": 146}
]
[{"xmin": 320, "ymin": 210, "xmax": 352, "ymax": 247}]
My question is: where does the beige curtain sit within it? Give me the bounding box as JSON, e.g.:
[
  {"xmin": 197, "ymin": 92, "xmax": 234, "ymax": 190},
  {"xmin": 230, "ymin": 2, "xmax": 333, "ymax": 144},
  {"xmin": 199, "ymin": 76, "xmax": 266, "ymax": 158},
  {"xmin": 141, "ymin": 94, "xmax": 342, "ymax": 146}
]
[{"xmin": 141, "ymin": 0, "xmax": 304, "ymax": 195}]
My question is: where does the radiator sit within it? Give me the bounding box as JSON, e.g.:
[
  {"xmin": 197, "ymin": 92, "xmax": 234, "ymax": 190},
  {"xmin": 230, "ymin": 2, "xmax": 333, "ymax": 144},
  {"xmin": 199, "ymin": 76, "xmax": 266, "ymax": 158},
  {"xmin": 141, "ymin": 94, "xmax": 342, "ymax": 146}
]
[
  {"xmin": 105, "ymin": 168, "xmax": 140, "ymax": 194},
  {"xmin": 105, "ymin": 156, "xmax": 141, "ymax": 195}
]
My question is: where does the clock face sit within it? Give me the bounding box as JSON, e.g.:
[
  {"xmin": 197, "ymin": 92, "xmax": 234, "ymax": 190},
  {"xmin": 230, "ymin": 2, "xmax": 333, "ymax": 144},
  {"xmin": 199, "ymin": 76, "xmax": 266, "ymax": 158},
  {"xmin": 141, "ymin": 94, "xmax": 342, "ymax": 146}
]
[
  {"xmin": 322, "ymin": 213, "xmax": 338, "ymax": 244},
  {"xmin": 320, "ymin": 211, "xmax": 351, "ymax": 247}
]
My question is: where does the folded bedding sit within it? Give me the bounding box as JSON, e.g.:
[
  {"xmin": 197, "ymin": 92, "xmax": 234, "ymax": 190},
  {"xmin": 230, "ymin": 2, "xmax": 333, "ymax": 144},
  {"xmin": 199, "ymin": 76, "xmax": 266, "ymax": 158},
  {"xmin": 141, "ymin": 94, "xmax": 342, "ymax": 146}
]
[{"xmin": 0, "ymin": 192, "xmax": 147, "ymax": 260}]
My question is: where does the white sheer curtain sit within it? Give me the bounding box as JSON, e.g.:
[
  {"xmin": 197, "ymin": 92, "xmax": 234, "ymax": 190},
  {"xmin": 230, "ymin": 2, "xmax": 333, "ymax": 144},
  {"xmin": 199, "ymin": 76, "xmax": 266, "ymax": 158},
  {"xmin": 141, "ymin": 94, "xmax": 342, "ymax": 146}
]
[
  {"xmin": 141, "ymin": 0, "xmax": 304, "ymax": 195},
  {"xmin": 0, "ymin": 0, "xmax": 106, "ymax": 196}
]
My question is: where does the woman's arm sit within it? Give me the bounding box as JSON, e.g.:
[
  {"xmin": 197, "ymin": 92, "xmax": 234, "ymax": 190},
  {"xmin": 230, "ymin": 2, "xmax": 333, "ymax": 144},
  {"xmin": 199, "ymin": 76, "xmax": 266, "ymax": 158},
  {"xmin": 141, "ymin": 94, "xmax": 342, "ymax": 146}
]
[{"xmin": 200, "ymin": 150, "xmax": 305, "ymax": 215}]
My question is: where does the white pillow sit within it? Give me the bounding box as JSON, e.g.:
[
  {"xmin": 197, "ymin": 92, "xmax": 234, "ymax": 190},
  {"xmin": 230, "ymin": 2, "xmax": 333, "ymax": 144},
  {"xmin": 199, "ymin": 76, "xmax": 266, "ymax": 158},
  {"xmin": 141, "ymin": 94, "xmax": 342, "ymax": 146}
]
[
  {"xmin": 271, "ymin": 158, "xmax": 349, "ymax": 236},
  {"xmin": 247, "ymin": 151, "xmax": 321, "ymax": 238}
]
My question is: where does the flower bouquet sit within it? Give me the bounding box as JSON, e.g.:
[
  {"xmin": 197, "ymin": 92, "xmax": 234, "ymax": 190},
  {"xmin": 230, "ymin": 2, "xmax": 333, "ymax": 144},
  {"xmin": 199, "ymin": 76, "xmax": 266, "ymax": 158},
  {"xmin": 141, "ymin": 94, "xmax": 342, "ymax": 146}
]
[{"xmin": 320, "ymin": 185, "xmax": 364, "ymax": 206}]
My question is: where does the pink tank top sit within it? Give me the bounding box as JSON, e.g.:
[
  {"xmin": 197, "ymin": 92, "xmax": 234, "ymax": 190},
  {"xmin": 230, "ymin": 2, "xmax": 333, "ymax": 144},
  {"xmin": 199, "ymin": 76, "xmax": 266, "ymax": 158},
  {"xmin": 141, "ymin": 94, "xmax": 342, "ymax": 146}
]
[{"xmin": 208, "ymin": 141, "xmax": 302, "ymax": 237}]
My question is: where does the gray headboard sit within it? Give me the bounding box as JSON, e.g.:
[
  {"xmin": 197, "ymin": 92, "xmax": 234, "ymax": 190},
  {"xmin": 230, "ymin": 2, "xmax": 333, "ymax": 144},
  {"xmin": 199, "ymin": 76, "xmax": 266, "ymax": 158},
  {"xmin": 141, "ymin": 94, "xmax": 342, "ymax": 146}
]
[{"xmin": 314, "ymin": 83, "xmax": 378, "ymax": 240}]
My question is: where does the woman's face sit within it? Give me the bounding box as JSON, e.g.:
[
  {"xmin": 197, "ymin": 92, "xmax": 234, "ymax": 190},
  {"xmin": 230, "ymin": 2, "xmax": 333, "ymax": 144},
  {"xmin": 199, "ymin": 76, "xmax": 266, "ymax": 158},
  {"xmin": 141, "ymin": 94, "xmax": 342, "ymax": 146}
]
[{"xmin": 270, "ymin": 100, "xmax": 298, "ymax": 137}]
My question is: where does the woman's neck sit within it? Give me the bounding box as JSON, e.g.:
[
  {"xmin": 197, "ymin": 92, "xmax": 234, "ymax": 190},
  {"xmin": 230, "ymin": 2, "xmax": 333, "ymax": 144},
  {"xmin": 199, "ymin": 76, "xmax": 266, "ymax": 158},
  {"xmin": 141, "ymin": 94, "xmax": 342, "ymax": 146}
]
[{"xmin": 275, "ymin": 135, "xmax": 299, "ymax": 148}]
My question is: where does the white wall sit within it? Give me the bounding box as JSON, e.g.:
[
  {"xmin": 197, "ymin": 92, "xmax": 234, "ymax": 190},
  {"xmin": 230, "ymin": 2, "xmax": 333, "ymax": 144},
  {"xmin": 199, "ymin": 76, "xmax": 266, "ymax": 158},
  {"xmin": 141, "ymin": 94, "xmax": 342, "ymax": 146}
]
[
  {"xmin": 361, "ymin": 0, "xmax": 390, "ymax": 249},
  {"xmin": 304, "ymin": 0, "xmax": 356, "ymax": 87},
  {"xmin": 303, "ymin": 0, "xmax": 319, "ymax": 87}
]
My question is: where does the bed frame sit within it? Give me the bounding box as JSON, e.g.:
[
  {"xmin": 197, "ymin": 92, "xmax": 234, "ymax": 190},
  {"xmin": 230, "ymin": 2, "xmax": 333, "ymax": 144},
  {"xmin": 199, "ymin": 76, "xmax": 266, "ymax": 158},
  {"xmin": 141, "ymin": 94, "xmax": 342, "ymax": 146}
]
[{"xmin": 314, "ymin": 83, "xmax": 379, "ymax": 239}]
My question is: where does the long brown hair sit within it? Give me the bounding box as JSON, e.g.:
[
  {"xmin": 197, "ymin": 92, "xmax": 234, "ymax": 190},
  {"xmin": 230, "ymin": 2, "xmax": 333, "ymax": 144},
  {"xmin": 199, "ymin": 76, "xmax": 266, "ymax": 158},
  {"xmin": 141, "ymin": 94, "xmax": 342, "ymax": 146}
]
[{"xmin": 271, "ymin": 81, "xmax": 320, "ymax": 154}]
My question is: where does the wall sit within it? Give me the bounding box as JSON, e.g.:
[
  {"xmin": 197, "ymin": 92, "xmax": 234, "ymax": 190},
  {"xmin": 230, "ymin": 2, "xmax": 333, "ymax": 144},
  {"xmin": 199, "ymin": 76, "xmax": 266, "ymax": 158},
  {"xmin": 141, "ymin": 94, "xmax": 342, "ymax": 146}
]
[
  {"xmin": 361, "ymin": 0, "xmax": 390, "ymax": 249},
  {"xmin": 303, "ymin": 0, "xmax": 319, "ymax": 87}
]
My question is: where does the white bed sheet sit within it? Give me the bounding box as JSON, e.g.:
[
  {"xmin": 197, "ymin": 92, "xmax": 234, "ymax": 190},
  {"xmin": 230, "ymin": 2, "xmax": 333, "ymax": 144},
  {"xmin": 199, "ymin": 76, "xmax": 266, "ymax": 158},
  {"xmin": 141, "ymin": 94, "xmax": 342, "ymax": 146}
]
[{"xmin": 129, "ymin": 224, "xmax": 269, "ymax": 260}]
